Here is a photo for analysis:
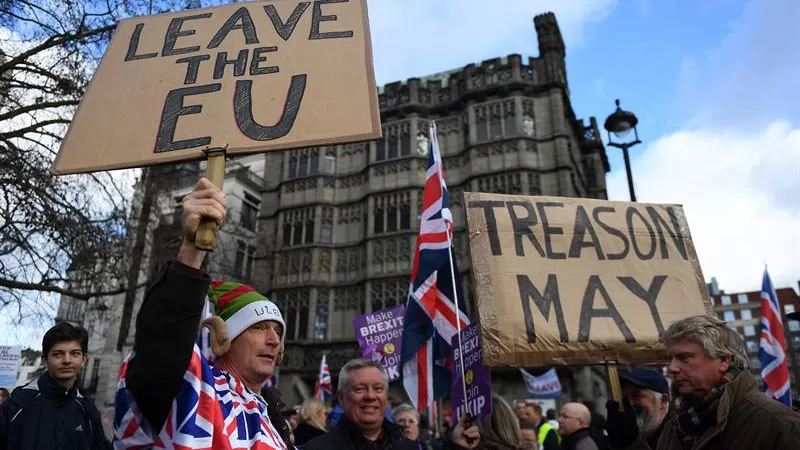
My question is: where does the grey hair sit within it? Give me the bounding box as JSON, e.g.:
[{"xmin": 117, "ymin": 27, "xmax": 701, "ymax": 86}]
[
  {"xmin": 651, "ymin": 391, "xmax": 666, "ymax": 404},
  {"xmin": 392, "ymin": 403, "xmax": 419, "ymax": 421},
  {"xmin": 337, "ymin": 358, "xmax": 387, "ymax": 392},
  {"xmin": 662, "ymin": 315, "xmax": 750, "ymax": 370}
]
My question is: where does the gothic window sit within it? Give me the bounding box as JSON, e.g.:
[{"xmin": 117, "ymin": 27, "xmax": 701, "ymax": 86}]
[
  {"xmin": 474, "ymin": 173, "xmax": 522, "ymax": 195},
  {"xmin": 282, "ymin": 223, "xmax": 292, "ymax": 246},
  {"xmin": 278, "ymin": 290, "xmax": 310, "ymax": 341},
  {"xmin": 240, "ymin": 192, "xmax": 260, "ymax": 231},
  {"xmin": 309, "ymin": 151, "xmax": 319, "ymax": 175},
  {"xmin": 320, "ymin": 207, "xmax": 334, "ymax": 244},
  {"xmin": 372, "ymin": 277, "xmax": 407, "ymax": 311},
  {"xmin": 373, "ymin": 192, "xmax": 412, "ymax": 235},
  {"xmin": 234, "ymin": 240, "xmax": 255, "ymax": 280},
  {"xmin": 333, "ymin": 286, "xmax": 364, "ymax": 339},
  {"xmin": 583, "ymin": 156, "xmax": 598, "ymax": 190},
  {"xmin": 314, "ymin": 289, "xmax": 329, "ymax": 340},
  {"xmin": 528, "ymin": 173, "xmax": 542, "ymax": 195},
  {"xmin": 281, "ymin": 208, "xmax": 316, "ymax": 247},
  {"xmin": 475, "ymin": 100, "xmax": 516, "ymax": 142},
  {"xmin": 287, "ymin": 149, "xmax": 320, "ymax": 179},
  {"xmin": 65, "ymin": 299, "xmax": 83, "ymax": 322},
  {"xmin": 373, "ymin": 203, "xmax": 384, "ymax": 234},
  {"xmin": 376, "ymin": 121, "xmax": 412, "ymax": 162}
]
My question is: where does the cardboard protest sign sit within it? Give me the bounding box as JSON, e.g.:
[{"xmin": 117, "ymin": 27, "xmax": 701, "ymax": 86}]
[
  {"xmin": 353, "ymin": 305, "xmax": 405, "ymax": 382},
  {"xmin": 464, "ymin": 193, "xmax": 711, "ymax": 367},
  {"xmin": 451, "ymin": 324, "xmax": 492, "ymax": 422},
  {"xmin": 52, "ymin": 0, "xmax": 381, "ymax": 175}
]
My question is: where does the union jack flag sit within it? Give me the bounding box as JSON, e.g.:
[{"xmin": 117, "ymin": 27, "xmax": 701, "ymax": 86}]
[
  {"xmin": 400, "ymin": 122, "xmax": 470, "ymax": 412},
  {"xmin": 759, "ymin": 268, "xmax": 792, "ymax": 407},
  {"xmin": 313, "ymin": 354, "xmax": 332, "ymax": 402}
]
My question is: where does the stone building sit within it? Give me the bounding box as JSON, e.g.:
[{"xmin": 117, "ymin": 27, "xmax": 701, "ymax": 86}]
[
  {"xmin": 253, "ymin": 12, "xmax": 611, "ymax": 407},
  {"xmin": 711, "ymin": 285, "xmax": 800, "ymax": 394}
]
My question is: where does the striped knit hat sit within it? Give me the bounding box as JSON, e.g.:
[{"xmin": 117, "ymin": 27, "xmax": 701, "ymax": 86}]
[{"xmin": 208, "ymin": 281, "xmax": 285, "ymax": 344}]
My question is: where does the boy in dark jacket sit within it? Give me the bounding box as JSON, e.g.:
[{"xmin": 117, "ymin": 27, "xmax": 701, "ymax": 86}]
[{"xmin": 0, "ymin": 322, "xmax": 111, "ymax": 450}]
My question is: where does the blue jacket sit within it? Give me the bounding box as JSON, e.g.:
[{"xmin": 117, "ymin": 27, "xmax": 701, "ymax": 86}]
[{"xmin": 0, "ymin": 372, "xmax": 111, "ymax": 450}]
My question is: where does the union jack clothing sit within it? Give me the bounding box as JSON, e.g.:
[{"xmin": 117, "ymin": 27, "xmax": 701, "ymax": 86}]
[
  {"xmin": 113, "ymin": 346, "xmax": 289, "ymax": 450},
  {"xmin": 112, "ymin": 261, "xmax": 289, "ymax": 450}
]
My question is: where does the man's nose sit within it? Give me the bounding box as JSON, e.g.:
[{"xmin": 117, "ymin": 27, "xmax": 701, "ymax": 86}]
[
  {"xmin": 667, "ymin": 358, "xmax": 680, "ymax": 374},
  {"xmin": 363, "ymin": 387, "xmax": 378, "ymax": 400},
  {"xmin": 265, "ymin": 329, "xmax": 280, "ymax": 346}
]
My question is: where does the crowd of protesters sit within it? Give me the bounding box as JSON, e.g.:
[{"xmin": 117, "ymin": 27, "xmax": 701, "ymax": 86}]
[{"xmin": 1, "ymin": 178, "xmax": 799, "ymax": 449}]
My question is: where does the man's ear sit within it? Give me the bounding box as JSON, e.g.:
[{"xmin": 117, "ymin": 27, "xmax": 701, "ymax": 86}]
[
  {"xmin": 659, "ymin": 393, "xmax": 670, "ymax": 411},
  {"xmin": 719, "ymin": 355, "xmax": 732, "ymax": 372}
]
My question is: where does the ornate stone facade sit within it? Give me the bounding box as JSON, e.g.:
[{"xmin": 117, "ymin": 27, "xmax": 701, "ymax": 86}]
[{"xmin": 256, "ymin": 12, "xmax": 610, "ymax": 405}]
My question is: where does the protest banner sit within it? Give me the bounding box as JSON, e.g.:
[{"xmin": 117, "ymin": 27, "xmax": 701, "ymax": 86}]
[
  {"xmin": 464, "ymin": 193, "xmax": 710, "ymax": 367},
  {"xmin": 354, "ymin": 304, "xmax": 405, "ymax": 382},
  {"xmin": 451, "ymin": 323, "xmax": 492, "ymax": 422},
  {"xmin": 52, "ymin": 0, "xmax": 381, "ymax": 175},
  {"xmin": 0, "ymin": 346, "xmax": 22, "ymax": 389},
  {"xmin": 520, "ymin": 368, "xmax": 562, "ymax": 399}
]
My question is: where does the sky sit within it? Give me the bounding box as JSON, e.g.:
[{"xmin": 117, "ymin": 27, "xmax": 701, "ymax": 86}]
[
  {"xmin": 2, "ymin": 0, "xmax": 799, "ymax": 347},
  {"xmin": 368, "ymin": 0, "xmax": 799, "ymax": 295}
]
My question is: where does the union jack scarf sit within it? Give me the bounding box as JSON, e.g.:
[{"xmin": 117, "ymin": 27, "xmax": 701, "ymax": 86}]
[{"xmin": 113, "ymin": 299, "xmax": 289, "ymax": 450}]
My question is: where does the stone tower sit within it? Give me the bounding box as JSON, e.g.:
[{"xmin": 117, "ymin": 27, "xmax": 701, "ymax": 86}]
[{"xmin": 254, "ymin": 12, "xmax": 610, "ymax": 406}]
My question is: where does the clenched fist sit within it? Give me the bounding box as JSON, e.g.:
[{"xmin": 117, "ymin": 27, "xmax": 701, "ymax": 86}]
[{"xmin": 177, "ymin": 178, "xmax": 227, "ymax": 268}]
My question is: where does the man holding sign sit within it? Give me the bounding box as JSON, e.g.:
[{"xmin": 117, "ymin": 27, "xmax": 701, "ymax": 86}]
[{"xmin": 113, "ymin": 178, "xmax": 291, "ymax": 450}]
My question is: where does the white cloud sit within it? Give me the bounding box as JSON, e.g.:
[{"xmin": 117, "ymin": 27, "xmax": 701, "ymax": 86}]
[
  {"xmin": 608, "ymin": 122, "xmax": 800, "ymax": 293},
  {"xmin": 615, "ymin": 0, "xmax": 800, "ymax": 294},
  {"xmin": 366, "ymin": 0, "xmax": 616, "ymax": 84}
]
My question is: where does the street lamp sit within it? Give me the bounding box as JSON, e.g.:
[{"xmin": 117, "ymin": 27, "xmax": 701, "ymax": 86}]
[{"xmin": 604, "ymin": 99, "xmax": 642, "ymax": 202}]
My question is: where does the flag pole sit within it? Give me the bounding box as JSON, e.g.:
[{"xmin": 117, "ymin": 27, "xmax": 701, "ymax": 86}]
[{"xmin": 430, "ymin": 121, "xmax": 470, "ymax": 417}]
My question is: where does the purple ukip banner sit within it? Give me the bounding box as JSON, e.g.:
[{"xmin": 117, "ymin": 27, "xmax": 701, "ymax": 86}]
[
  {"xmin": 451, "ymin": 323, "xmax": 492, "ymax": 422},
  {"xmin": 353, "ymin": 304, "xmax": 405, "ymax": 382}
]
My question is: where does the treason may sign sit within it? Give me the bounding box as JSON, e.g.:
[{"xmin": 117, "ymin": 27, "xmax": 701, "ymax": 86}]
[
  {"xmin": 464, "ymin": 193, "xmax": 710, "ymax": 367},
  {"xmin": 52, "ymin": 0, "xmax": 381, "ymax": 174}
]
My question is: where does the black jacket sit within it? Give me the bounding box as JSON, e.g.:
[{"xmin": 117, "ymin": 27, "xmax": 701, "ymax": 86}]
[
  {"xmin": 0, "ymin": 372, "xmax": 111, "ymax": 450},
  {"xmin": 303, "ymin": 416, "xmax": 417, "ymax": 450},
  {"xmin": 562, "ymin": 428, "xmax": 599, "ymax": 450},
  {"xmin": 295, "ymin": 422, "xmax": 327, "ymax": 446}
]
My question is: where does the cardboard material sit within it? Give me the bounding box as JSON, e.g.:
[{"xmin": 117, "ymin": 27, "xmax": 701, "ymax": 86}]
[
  {"xmin": 52, "ymin": 0, "xmax": 381, "ymax": 175},
  {"xmin": 464, "ymin": 193, "xmax": 711, "ymax": 367}
]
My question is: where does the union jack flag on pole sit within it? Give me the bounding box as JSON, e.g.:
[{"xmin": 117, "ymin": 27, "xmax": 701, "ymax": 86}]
[
  {"xmin": 759, "ymin": 268, "xmax": 792, "ymax": 407},
  {"xmin": 313, "ymin": 354, "xmax": 333, "ymax": 402},
  {"xmin": 401, "ymin": 122, "xmax": 471, "ymax": 412}
]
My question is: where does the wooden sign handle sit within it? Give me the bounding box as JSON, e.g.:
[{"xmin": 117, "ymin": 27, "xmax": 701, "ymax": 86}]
[
  {"xmin": 194, "ymin": 149, "xmax": 226, "ymax": 251},
  {"xmin": 606, "ymin": 362, "xmax": 624, "ymax": 410}
]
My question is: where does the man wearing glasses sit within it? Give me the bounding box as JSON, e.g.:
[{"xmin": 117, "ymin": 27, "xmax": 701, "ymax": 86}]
[{"xmin": 558, "ymin": 402, "xmax": 598, "ymax": 450}]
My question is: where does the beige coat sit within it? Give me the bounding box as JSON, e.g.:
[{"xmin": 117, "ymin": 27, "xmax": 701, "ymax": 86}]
[{"xmin": 624, "ymin": 371, "xmax": 800, "ymax": 449}]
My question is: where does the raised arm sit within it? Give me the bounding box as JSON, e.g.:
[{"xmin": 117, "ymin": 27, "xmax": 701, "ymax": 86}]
[{"xmin": 123, "ymin": 178, "xmax": 226, "ymax": 432}]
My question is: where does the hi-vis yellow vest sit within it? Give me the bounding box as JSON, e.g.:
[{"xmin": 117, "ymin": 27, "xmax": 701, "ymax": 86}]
[{"xmin": 538, "ymin": 422, "xmax": 562, "ymax": 445}]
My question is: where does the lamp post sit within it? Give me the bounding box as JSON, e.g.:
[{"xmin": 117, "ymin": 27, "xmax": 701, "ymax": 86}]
[{"xmin": 603, "ymin": 99, "xmax": 642, "ymax": 202}]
